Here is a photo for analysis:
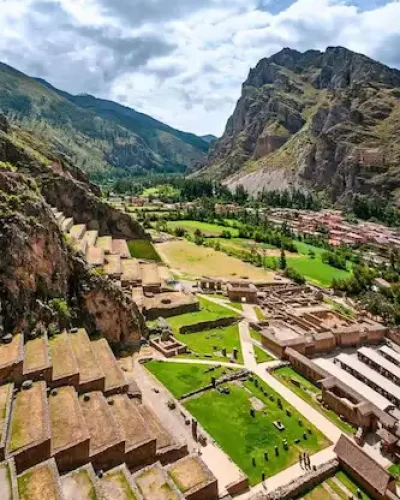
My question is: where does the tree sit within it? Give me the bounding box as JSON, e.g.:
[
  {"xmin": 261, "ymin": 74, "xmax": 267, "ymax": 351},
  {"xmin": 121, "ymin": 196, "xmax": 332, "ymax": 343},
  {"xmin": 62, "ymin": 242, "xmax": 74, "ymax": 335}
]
[{"xmin": 279, "ymin": 247, "xmax": 287, "ymax": 270}]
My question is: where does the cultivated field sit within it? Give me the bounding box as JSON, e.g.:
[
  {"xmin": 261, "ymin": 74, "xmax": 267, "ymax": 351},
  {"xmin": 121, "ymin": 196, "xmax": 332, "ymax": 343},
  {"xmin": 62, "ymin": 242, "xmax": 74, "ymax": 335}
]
[
  {"xmin": 156, "ymin": 240, "xmax": 276, "ymax": 280},
  {"xmin": 167, "ymin": 220, "xmax": 239, "ymax": 237}
]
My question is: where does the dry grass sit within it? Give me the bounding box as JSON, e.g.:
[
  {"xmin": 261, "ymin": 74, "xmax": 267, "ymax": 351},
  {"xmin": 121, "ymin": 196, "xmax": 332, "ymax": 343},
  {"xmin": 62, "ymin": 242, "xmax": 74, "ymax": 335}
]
[
  {"xmin": 168, "ymin": 457, "xmax": 208, "ymax": 492},
  {"xmin": 18, "ymin": 464, "xmax": 59, "ymax": 500},
  {"xmin": 61, "ymin": 469, "xmax": 96, "ymax": 500},
  {"xmin": 48, "ymin": 333, "xmax": 78, "ymax": 381},
  {"xmin": 91, "ymin": 339, "xmax": 125, "ymax": 391},
  {"xmin": 0, "ymin": 334, "xmax": 21, "ymax": 366},
  {"xmin": 0, "ymin": 384, "xmax": 11, "ymax": 442},
  {"xmin": 156, "ymin": 240, "xmax": 275, "ymax": 280},
  {"xmin": 49, "ymin": 386, "xmax": 87, "ymax": 452},
  {"xmin": 101, "ymin": 469, "xmax": 136, "ymax": 500},
  {"xmin": 136, "ymin": 465, "xmax": 180, "ymax": 500},
  {"xmin": 112, "ymin": 395, "xmax": 152, "ymax": 448},
  {"xmin": 9, "ymin": 382, "xmax": 46, "ymax": 453},
  {"xmin": 96, "ymin": 236, "xmax": 113, "ymax": 252},
  {"xmin": 69, "ymin": 329, "xmax": 104, "ymax": 383},
  {"xmin": 79, "ymin": 392, "xmax": 119, "ymax": 453},
  {"xmin": 24, "ymin": 337, "xmax": 48, "ymax": 372}
]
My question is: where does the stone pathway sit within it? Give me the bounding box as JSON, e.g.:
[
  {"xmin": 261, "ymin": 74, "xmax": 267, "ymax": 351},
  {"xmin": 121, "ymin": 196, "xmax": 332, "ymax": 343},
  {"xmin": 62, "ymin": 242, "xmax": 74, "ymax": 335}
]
[{"xmin": 242, "ymin": 304, "xmax": 258, "ymax": 322}]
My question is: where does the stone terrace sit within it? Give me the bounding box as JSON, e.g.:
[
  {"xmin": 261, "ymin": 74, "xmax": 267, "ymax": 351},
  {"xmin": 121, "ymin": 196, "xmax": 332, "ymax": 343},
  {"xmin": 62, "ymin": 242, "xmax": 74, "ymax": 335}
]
[
  {"xmin": 17, "ymin": 458, "xmax": 64, "ymax": 500},
  {"xmin": 98, "ymin": 463, "xmax": 141, "ymax": 500},
  {"xmin": 48, "ymin": 332, "xmax": 80, "ymax": 389},
  {"xmin": 23, "ymin": 333, "xmax": 52, "ymax": 383},
  {"xmin": 91, "ymin": 339, "xmax": 129, "ymax": 396},
  {"xmin": 134, "ymin": 462, "xmax": 184, "ymax": 500}
]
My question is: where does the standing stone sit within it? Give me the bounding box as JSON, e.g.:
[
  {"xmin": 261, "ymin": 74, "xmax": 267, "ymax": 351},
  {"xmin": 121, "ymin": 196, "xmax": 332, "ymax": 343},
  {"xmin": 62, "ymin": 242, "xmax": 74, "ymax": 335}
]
[{"xmin": 192, "ymin": 419, "xmax": 198, "ymax": 440}]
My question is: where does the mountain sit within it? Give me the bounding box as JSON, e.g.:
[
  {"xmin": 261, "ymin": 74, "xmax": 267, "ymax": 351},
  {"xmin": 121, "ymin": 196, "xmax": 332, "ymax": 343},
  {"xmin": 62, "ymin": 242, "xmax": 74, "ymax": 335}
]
[
  {"xmin": 198, "ymin": 47, "xmax": 400, "ymax": 204},
  {"xmin": 0, "ymin": 62, "xmax": 209, "ymax": 181},
  {"xmin": 201, "ymin": 134, "xmax": 218, "ymax": 144}
]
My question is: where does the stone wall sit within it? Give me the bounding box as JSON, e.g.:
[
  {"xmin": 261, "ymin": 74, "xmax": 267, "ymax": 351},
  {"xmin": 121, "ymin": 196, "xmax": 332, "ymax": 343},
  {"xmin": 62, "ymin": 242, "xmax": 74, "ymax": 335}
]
[
  {"xmin": 226, "ymin": 476, "xmax": 250, "ymax": 496},
  {"xmin": 180, "ymin": 317, "xmax": 238, "ymax": 334},
  {"xmin": 125, "ymin": 438, "xmax": 157, "ymax": 469},
  {"xmin": 285, "ymin": 348, "xmax": 331, "ymax": 384},
  {"xmin": 145, "ymin": 301, "xmax": 199, "ymax": 321},
  {"xmin": 90, "ymin": 440, "xmax": 126, "ymax": 472},
  {"xmin": 54, "ymin": 437, "xmax": 90, "ymax": 474},
  {"xmin": 157, "ymin": 443, "xmax": 189, "ymax": 465},
  {"xmin": 180, "ymin": 369, "xmax": 250, "ymax": 400},
  {"xmin": 251, "ymin": 459, "xmax": 339, "ymax": 500}
]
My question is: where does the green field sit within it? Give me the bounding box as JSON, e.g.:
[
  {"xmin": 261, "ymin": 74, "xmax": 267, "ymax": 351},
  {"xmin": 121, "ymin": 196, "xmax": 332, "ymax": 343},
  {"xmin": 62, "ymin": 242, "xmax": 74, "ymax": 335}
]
[
  {"xmin": 254, "ymin": 345, "xmax": 274, "ymax": 363},
  {"xmin": 176, "ymin": 324, "xmax": 243, "ymax": 364},
  {"xmin": 184, "ymin": 376, "xmax": 329, "ymax": 485},
  {"xmin": 301, "ymin": 471, "xmax": 372, "ymax": 499},
  {"xmin": 286, "ymin": 256, "xmax": 351, "ymax": 287},
  {"xmin": 273, "ymin": 367, "xmax": 355, "ymax": 435},
  {"xmin": 128, "ymin": 239, "xmax": 161, "ymax": 261},
  {"xmin": 167, "ymin": 296, "xmax": 239, "ymax": 334},
  {"xmin": 167, "ymin": 220, "xmax": 239, "ymax": 237},
  {"xmin": 250, "ymin": 328, "xmax": 263, "ymax": 343},
  {"xmin": 145, "ymin": 361, "xmax": 232, "ymax": 398}
]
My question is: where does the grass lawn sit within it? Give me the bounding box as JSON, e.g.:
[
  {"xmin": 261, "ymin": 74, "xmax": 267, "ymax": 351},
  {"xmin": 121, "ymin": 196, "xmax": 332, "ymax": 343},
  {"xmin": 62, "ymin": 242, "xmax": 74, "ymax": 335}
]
[
  {"xmin": 156, "ymin": 240, "xmax": 274, "ymax": 280},
  {"xmin": 229, "ymin": 302, "xmax": 243, "ymax": 312},
  {"xmin": 145, "ymin": 361, "xmax": 232, "ymax": 398},
  {"xmin": 184, "ymin": 376, "xmax": 329, "ymax": 486},
  {"xmin": 295, "ymin": 242, "xmax": 326, "ymax": 257},
  {"xmin": 250, "ymin": 328, "xmax": 262, "ymax": 343},
  {"xmin": 176, "ymin": 324, "xmax": 244, "ymax": 364},
  {"xmin": 254, "ymin": 306, "xmax": 265, "ymax": 321},
  {"xmin": 273, "ymin": 367, "xmax": 356, "ymax": 435},
  {"xmin": 167, "ymin": 220, "xmax": 239, "ymax": 237},
  {"xmin": 167, "ymin": 296, "xmax": 239, "ymax": 334},
  {"xmin": 286, "ymin": 256, "xmax": 351, "ymax": 288},
  {"xmin": 254, "ymin": 345, "xmax": 274, "ymax": 363},
  {"xmin": 332, "ymin": 471, "xmax": 372, "ymax": 499},
  {"xmin": 303, "ymin": 485, "xmax": 333, "ymax": 499},
  {"xmin": 128, "ymin": 239, "xmax": 161, "ymax": 261}
]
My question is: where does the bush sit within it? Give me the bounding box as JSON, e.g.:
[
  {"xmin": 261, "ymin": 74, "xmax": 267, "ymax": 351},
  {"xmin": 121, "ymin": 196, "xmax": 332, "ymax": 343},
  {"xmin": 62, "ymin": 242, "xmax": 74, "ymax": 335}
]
[
  {"xmin": 174, "ymin": 226, "xmax": 186, "ymax": 237},
  {"xmin": 284, "ymin": 267, "xmax": 306, "ymax": 285}
]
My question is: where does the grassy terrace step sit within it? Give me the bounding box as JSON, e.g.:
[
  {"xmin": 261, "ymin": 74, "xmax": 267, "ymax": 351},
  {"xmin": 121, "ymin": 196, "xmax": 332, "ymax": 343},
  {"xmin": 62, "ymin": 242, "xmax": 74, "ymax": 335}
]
[
  {"xmin": 0, "ymin": 459, "xmax": 18, "ymax": 500},
  {"xmin": 96, "ymin": 236, "xmax": 113, "ymax": 254},
  {"xmin": 121, "ymin": 259, "xmax": 142, "ymax": 286},
  {"xmin": 23, "ymin": 333, "xmax": 52, "ymax": 382},
  {"xmin": 7, "ymin": 381, "xmax": 51, "ymax": 473},
  {"xmin": 112, "ymin": 239, "xmax": 131, "ymax": 259},
  {"xmin": 136, "ymin": 404, "xmax": 175, "ymax": 453},
  {"xmin": 49, "ymin": 386, "xmax": 90, "ymax": 473},
  {"xmin": 110, "ymin": 395, "xmax": 156, "ymax": 468},
  {"xmin": 61, "ymin": 463, "xmax": 102, "ymax": 500},
  {"xmin": 18, "ymin": 459, "xmax": 63, "ymax": 500},
  {"xmin": 0, "ymin": 384, "xmax": 13, "ymax": 461},
  {"xmin": 86, "ymin": 246, "xmax": 105, "ymax": 267},
  {"xmin": 79, "ymin": 391, "xmax": 125, "ymax": 471},
  {"xmin": 48, "ymin": 332, "xmax": 79, "ymax": 388},
  {"xmin": 0, "ymin": 334, "xmax": 23, "ymax": 384},
  {"xmin": 140, "ymin": 263, "xmax": 161, "ymax": 289},
  {"xmin": 69, "ymin": 224, "xmax": 87, "ymax": 240},
  {"xmin": 104, "ymin": 254, "xmax": 122, "ymax": 278},
  {"xmin": 69, "ymin": 329, "xmax": 105, "ymax": 393},
  {"xmin": 99, "ymin": 463, "xmax": 140, "ymax": 500},
  {"xmin": 91, "ymin": 339, "xmax": 128, "ymax": 396},
  {"xmin": 82, "ymin": 229, "xmax": 99, "ymax": 248},
  {"xmin": 134, "ymin": 462, "xmax": 184, "ymax": 500}
]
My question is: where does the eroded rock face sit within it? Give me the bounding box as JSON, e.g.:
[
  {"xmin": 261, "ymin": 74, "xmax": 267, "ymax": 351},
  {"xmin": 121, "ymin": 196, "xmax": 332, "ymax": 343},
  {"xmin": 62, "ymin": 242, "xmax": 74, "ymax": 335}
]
[
  {"xmin": 200, "ymin": 46, "xmax": 400, "ymax": 203},
  {"xmin": 0, "ymin": 116, "xmax": 145, "ymax": 344}
]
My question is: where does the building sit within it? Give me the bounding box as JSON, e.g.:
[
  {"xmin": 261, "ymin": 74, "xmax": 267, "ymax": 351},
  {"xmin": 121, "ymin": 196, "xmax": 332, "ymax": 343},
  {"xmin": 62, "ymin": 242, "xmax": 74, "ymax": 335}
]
[{"xmin": 226, "ymin": 280, "xmax": 258, "ymax": 304}]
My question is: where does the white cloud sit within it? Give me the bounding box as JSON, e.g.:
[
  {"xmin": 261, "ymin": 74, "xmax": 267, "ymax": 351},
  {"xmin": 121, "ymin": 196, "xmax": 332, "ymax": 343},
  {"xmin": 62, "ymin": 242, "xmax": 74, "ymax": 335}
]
[{"xmin": 0, "ymin": 0, "xmax": 400, "ymax": 135}]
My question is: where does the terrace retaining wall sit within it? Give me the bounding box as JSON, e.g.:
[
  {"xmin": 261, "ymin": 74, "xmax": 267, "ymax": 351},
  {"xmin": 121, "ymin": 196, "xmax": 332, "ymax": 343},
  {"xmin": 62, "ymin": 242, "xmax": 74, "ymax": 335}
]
[
  {"xmin": 252, "ymin": 459, "xmax": 339, "ymax": 500},
  {"xmin": 145, "ymin": 301, "xmax": 199, "ymax": 321},
  {"xmin": 226, "ymin": 476, "xmax": 250, "ymax": 497},
  {"xmin": 180, "ymin": 317, "xmax": 238, "ymax": 334}
]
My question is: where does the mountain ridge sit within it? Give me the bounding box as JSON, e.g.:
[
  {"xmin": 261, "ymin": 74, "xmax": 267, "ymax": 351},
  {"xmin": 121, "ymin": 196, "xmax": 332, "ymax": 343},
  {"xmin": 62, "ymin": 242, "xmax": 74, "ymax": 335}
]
[
  {"xmin": 198, "ymin": 46, "xmax": 400, "ymax": 204},
  {"xmin": 0, "ymin": 61, "xmax": 209, "ymax": 181}
]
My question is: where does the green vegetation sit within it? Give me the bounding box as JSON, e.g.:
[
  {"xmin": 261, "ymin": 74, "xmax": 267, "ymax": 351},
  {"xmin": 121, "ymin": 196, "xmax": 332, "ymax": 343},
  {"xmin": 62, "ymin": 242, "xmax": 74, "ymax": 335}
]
[
  {"xmin": 184, "ymin": 376, "xmax": 329, "ymax": 485},
  {"xmin": 145, "ymin": 361, "xmax": 233, "ymax": 398},
  {"xmin": 389, "ymin": 463, "xmax": 400, "ymax": 484},
  {"xmin": 142, "ymin": 184, "xmax": 181, "ymax": 201},
  {"xmin": 167, "ymin": 220, "xmax": 239, "ymax": 237},
  {"xmin": 250, "ymin": 328, "xmax": 262, "ymax": 343},
  {"xmin": 334, "ymin": 471, "xmax": 372, "ymax": 499},
  {"xmin": 167, "ymin": 296, "xmax": 239, "ymax": 334},
  {"xmin": 229, "ymin": 302, "xmax": 243, "ymax": 312},
  {"xmin": 286, "ymin": 256, "xmax": 351, "ymax": 287},
  {"xmin": 303, "ymin": 485, "xmax": 332, "ymax": 499},
  {"xmin": 273, "ymin": 367, "xmax": 356, "ymax": 435},
  {"xmin": 127, "ymin": 239, "xmax": 161, "ymax": 261},
  {"xmin": 254, "ymin": 306, "xmax": 265, "ymax": 321},
  {"xmin": 175, "ymin": 324, "xmax": 243, "ymax": 364},
  {"xmin": 254, "ymin": 345, "xmax": 274, "ymax": 363}
]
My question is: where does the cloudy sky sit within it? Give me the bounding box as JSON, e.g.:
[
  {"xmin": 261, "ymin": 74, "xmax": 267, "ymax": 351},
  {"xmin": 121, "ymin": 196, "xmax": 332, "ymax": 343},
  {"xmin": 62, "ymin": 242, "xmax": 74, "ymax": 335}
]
[{"xmin": 1, "ymin": 0, "xmax": 400, "ymax": 136}]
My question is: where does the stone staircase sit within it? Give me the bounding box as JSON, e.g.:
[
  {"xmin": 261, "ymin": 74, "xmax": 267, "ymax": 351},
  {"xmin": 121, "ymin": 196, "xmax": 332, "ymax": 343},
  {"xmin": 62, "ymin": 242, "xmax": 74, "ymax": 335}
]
[
  {"xmin": 50, "ymin": 207, "xmax": 163, "ymax": 307},
  {"xmin": 0, "ymin": 328, "xmax": 188, "ymax": 481}
]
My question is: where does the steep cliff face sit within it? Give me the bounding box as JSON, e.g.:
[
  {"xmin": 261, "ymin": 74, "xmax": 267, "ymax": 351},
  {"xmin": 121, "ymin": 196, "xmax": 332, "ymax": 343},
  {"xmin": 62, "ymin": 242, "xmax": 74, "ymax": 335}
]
[
  {"xmin": 0, "ymin": 117, "xmax": 144, "ymax": 345},
  {"xmin": 200, "ymin": 47, "xmax": 400, "ymax": 203}
]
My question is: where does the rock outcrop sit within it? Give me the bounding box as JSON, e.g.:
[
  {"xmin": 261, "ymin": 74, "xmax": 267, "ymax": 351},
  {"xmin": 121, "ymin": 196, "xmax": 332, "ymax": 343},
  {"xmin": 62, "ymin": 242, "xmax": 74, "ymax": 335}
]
[
  {"xmin": 0, "ymin": 117, "xmax": 144, "ymax": 345},
  {"xmin": 199, "ymin": 47, "xmax": 400, "ymax": 204}
]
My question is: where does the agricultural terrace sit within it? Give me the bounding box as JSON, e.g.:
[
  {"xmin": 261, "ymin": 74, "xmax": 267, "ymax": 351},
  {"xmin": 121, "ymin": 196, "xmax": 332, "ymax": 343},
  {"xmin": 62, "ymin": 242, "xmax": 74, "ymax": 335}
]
[
  {"xmin": 156, "ymin": 240, "xmax": 275, "ymax": 280},
  {"xmin": 167, "ymin": 220, "xmax": 239, "ymax": 237},
  {"xmin": 301, "ymin": 470, "xmax": 372, "ymax": 499},
  {"xmin": 127, "ymin": 239, "xmax": 161, "ymax": 262},
  {"xmin": 184, "ymin": 375, "xmax": 330, "ymax": 485},
  {"xmin": 273, "ymin": 366, "xmax": 355, "ymax": 435},
  {"xmin": 145, "ymin": 361, "xmax": 235, "ymax": 398}
]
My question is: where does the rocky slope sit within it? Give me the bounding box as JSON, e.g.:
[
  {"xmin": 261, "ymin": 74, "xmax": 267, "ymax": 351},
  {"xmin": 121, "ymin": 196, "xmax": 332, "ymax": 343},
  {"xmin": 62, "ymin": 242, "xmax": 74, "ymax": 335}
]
[
  {"xmin": 0, "ymin": 116, "xmax": 144, "ymax": 345},
  {"xmin": 199, "ymin": 47, "xmax": 400, "ymax": 204},
  {"xmin": 0, "ymin": 62, "xmax": 209, "ymax": 180}
]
